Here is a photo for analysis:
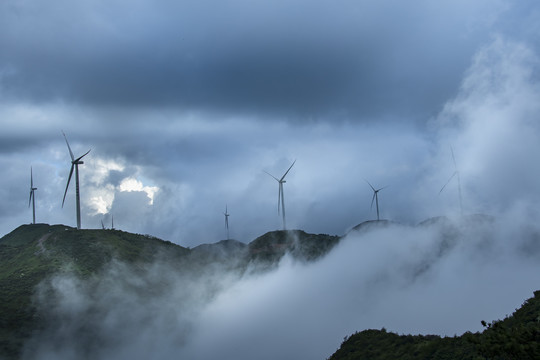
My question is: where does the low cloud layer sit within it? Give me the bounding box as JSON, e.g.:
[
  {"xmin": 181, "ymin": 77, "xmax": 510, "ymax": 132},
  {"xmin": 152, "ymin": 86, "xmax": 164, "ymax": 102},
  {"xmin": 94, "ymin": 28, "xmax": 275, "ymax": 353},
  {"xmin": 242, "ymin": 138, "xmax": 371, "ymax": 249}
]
[{"xmin": 22, "ymin": 211, "xmax": 540, "ymax": 360}]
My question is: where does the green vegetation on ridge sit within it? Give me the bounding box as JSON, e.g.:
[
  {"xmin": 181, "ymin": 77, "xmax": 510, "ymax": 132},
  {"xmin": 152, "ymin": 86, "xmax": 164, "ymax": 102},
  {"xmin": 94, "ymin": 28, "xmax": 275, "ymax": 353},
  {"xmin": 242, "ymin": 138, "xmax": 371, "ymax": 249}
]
[
  {"xmin": 2, "ymin": 222, "xmax": 540, "ymax": 360},
  {"xmin": 328, "ymin": 291, "xmax": 540, "ymax": 360},
  {"xmin": 0, "ymin": 224, "xmax": 190, "ymax": 359},
  {"xmin": 0, "ymin": 224, "xmax": 339, "ymax": 359}
]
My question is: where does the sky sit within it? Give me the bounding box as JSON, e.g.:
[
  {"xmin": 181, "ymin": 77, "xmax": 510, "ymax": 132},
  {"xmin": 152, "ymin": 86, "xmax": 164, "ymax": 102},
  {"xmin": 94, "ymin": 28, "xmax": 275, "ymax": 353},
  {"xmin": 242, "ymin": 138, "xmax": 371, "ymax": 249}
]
[{"xmin": 1, "ymin": 0, "xmax": 540, "ymax": 249}]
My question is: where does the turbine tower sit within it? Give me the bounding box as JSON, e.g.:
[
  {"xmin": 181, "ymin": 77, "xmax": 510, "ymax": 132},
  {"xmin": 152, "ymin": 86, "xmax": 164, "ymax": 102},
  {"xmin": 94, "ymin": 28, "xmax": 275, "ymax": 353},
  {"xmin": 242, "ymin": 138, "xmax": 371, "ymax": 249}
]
[
  {"xmin": 223, "ymin": 205, "xmax": 230, "ymax": 240},
  {"xmin": 29, "ymin": 167, "xmax": 37, "ymax": 224},
  {"xmin": 61, "ymin": 131, "xmax": 91, "ymax": 230},
  {"xmin": 440, "ymin": 147, "xmax": 463, "ymax": 216},
  {"xmin": 366, "ymin": 180, "xmax": 386, "ymax": 221},
  {"xmin": 264, "ymin": 160, "xmax": 296, "ymax": 230}
]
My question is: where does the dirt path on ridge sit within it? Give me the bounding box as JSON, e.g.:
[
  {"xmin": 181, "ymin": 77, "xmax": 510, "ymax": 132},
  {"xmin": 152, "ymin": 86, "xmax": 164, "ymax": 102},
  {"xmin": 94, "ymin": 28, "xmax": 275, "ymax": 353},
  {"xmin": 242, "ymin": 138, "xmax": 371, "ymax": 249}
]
[{"xmin": 35, "ymin": 233, "xmax": 52, "ymax": 255}]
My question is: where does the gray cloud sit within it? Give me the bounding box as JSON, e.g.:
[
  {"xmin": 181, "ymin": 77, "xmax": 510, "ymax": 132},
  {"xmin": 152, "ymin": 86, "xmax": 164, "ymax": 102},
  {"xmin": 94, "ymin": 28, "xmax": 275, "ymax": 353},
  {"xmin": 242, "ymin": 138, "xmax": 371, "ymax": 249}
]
[
  {"xmin": 0, "ymin": 1, "xmax": 539, "ymax": 249},
  {"xmin": 2, "ymin": 31, "xmax": 540, "ymax": 246},
  {"xmin": 0, "ymin": 0, "xmax": 517, "ymax": 118}
]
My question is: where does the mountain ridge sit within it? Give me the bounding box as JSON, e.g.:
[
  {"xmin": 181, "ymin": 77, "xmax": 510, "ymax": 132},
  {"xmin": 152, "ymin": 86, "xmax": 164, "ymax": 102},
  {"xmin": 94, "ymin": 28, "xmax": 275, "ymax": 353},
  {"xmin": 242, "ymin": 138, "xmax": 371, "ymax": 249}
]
[
  {"xmin": 1, "ymin": 217, "xmax": 539, "ymax": 359},
  {"xmin": 0, "ymin": 223, "xmax": 340, "ymax": 359},
  {"xmin": 328, "ymin": 290, "xmax": 540, "ymax": 360}
]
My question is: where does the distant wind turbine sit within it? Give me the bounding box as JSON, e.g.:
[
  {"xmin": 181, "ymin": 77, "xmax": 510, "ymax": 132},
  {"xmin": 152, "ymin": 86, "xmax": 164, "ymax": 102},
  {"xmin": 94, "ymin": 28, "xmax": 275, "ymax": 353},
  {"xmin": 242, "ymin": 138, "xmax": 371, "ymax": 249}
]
[
  {"xmin": 61, "ymin": 131, "xmax": 91, "ymax": 230},
  {"xmin": 264, "ymin": 160, "xmax": 296, "ymax": 230},
  {"xmin": 101, "ymin": 215, "xmax": 114, "ymax": 230},
  {"xmin": 439, "ymin": 147, "xmax": 463, "ymax": 216},
  {"xmin": 366, "ymin": 180, "xmax": 387, "ymax": 221},
  {"xmin": 29, "ymin": 167, "xmax": 37, "ymax": 224},
  {"xmin": 223, "ymin": 205, "xmax": 230, "ymax": 240}
]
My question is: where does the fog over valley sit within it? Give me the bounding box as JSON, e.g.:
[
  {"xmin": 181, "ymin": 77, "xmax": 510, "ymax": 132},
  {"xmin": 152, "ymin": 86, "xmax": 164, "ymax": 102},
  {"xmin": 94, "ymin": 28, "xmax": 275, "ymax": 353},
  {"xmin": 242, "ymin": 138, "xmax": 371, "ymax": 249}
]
[{"xmin": 21, "ymin": 214, "xmax": 540, "ymax": 360}]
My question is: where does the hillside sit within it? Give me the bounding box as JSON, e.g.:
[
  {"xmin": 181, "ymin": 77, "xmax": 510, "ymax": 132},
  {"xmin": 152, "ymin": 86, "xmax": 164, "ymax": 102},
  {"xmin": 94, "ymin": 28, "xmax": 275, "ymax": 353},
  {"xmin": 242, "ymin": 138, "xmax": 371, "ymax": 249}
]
[
  {"xmin": 246, "ymin": 229, "xmax": 340, "ymax": 271},
  {"xmin": 0, "ymin": 224, "xmax": 191, "ymax": 359},
  {"xmin": 328, "ymin": 290, "xmax": 540, "ymax": 360},
  {"xmin": 3, "ymin": 219, "xmax": 539, "ymax": 360},
  {"xmin": 0, "ymin": 224, "xmax": 340, "ymax": 359}
]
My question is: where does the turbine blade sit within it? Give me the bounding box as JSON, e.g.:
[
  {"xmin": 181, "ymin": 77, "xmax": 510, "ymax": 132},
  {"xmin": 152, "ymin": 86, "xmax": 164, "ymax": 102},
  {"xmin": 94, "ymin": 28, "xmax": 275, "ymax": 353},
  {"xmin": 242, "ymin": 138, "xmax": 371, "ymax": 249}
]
[
  {"xmin": 75, "ymin": 149, "xmax": 91, "ymax": 162},
  {"xmin": 371, "ymin": 192, "xmax": 376, "ymax": 209},
  {"xmin": 365, "ymin": 179, "xmax": 376, "ymax": 192},
  {"xmin": 30, "ymin": 167, "xmax": 34, "ymax": 188},
  {"xmin": 450, "ymin": 146, "xmax": 457, "ymax": 169},
  {"xmin": 62, "ymin": 164, "xmax": 75, "ymax": 207},
  {"xmin": 62, "ymin": 131, "xmax": 75, "ymax": 161},
  {"xmin": 29, "ymin": 190, "xmax": 33, "ymax": 207},
  {"xmin": 439, "ymin": 172, "xmax": 457, "ymax": 194},
  {"xmin": 280, "ymin": 159, "xmax": 296, "ymax": 181},
  {"xmin": 263, "ymin": 170, "xmax": 280, "ymax": 182}
]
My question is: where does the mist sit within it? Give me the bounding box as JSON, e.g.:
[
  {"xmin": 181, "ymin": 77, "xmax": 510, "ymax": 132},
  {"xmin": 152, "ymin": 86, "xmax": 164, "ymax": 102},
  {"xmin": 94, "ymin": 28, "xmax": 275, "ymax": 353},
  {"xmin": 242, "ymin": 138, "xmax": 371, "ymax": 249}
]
[{"xmin": 22, "ymin": 209, "xmax": 540, "ymax": 360}]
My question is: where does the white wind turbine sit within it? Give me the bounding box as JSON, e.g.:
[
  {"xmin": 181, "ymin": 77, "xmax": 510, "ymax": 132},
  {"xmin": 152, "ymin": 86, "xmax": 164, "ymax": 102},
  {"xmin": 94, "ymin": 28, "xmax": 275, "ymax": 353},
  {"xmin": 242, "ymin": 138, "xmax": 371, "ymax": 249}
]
[
  {"xmin": 440, "ymin": 146, "xmax": 463, "ymax": 216},
  {"xmin": 61, "ymin": 131, "xmax": 91, "ymax": 230},
  {"xmin": 366, "ymin": 180, "xmax": 387, "ymax": 221},
  {"xmin": 264, "ymin": 160, "xmax": 296, "ymax": 230},
  {"xmin": 29, "ymin": 167, "xmax": 37, "ymax": 224},
  {"xmin": 223, "ymin": 205, "xmax": 230, "ymax": 240}
]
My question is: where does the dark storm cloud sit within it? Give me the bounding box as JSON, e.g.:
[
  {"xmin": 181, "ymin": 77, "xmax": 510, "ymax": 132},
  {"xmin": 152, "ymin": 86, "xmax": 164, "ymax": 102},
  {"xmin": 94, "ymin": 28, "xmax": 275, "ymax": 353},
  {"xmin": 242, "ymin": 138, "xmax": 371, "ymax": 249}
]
[{"xmin": 0, "ymin": 0, "xmax": 512, "ymax": 118}]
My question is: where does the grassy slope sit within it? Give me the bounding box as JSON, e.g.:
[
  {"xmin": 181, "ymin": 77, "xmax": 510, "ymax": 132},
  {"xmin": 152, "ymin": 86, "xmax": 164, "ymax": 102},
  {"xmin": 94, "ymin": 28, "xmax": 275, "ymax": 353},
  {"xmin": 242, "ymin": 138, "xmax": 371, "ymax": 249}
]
[
  {"xmin": 0, "ymin": 224, "xmax": 189, "ymax": 359},
  {"xmin": 247, "ymin": 229, "xmax": 340, "ymax": 269},
  {"xmin": 0, "ymin": 225, "xmax": 339, "ymax": 359},
  {"xmin": 11, "ymin": 223, "xmax": 538, "ymax": 359},
  {"xmin": 328, "ymin": 291, "xmax": 540, "ymax": 360}
]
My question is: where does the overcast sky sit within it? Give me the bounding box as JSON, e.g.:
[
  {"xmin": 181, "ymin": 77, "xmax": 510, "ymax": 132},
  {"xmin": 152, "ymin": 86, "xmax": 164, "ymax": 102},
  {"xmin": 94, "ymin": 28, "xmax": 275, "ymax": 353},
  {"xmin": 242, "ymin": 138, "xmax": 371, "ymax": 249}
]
[{"xmin": 2, "ymin": 0, "xmax": 540, "ymax": 247}]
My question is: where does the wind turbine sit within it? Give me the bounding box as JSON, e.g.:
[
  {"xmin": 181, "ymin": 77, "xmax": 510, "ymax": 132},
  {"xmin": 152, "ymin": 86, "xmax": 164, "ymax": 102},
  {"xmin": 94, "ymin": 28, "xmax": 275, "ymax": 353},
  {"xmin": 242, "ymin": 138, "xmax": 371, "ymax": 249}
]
[
  {"xmin": 264, "ymin": 160, "xmax": 296, "ymax": 230},
  {"xmin": 366, "ymin": 180, "xmax": 386, "ymax": 221},
  {"xmin": 29, "ymin": 167, "xmax": 37, "ymax": 224},
  {"xmin": 439, "ymin": 146, "xmax": 463, "ymax": 216},
  {"xmin": 223, "ymin": 205, "xmax": 230, "ymax": 240},
  {"xmin": 61, "ymin": 131, "xmax": 91, "ymax": 230},
  {"xmin": 101, "ymin": 215, "xmax": 114, "ymax": 230}
]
